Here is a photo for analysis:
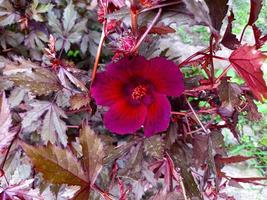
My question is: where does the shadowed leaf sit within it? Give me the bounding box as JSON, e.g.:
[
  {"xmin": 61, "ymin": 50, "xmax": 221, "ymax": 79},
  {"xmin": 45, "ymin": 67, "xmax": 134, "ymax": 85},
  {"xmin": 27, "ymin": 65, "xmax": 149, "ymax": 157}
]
[
  {"xmin": 218, "ymin": 78, "xmax": 242, "ymax": 117},
  {"xmin": 204, "ymin": 0, "xmax": 228, "ymax": 31},
  {"xmin": 21, "ymin": 142, "xmax": 88, "ymax": 186},
  {"xmin": 221, "ymin": 11, "xmax": 241, "ymax": 50},
  {"xmin": 248, "ymin": 0, "xmax": 263, "ymax": 25},
  {"xmin": 80, "ymin": 125, "xmax": 104, "ymax": 185}
]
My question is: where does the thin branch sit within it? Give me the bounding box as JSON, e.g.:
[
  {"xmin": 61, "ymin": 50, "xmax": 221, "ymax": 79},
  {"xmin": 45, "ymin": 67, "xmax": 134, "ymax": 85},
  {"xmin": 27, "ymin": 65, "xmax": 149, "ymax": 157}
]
[
  {"xmin": 215, "ymin": 64, "xmax": 231, "ymax": 83},
  {"xmin": 58, "ymin": 38, "xmax": 66, "ymax": 59},
  {"xmin": 240, "ymin": 24, "xmax": 248, "ymax": 42},
  {"xmin": 209, "ymin": 35, "xmax": 215, "ymax": 83},
  {"xmin": 132, "ymin": 8, "xmax": 162, "ymax": 52},
  {"xmin": 178, "ymin": 47, "xmax": 209, "ymax": 68},
  {"xmin": 130, "ymin": 0, "xmax": 138, "ymax": 36},
  {"xmin": 185, "ymin": 97, "xmax": 209, "ymax": 134},
  {"xmin": 139, "ymin": 1, "xmax": 182, "ymax": 13},
  {"xmin": 179, "ymin": 176, "xmax": 188, "ymax": 200},
  {"xmin": 90, "ymin": 26, "xmax": 106, "ymax": 87}
]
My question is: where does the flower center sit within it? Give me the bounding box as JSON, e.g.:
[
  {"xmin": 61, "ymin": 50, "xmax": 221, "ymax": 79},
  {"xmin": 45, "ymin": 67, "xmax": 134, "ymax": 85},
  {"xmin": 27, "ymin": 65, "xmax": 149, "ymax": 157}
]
[{"xmin": 131, "ymin": 85, "xmax": 148, "ymax": 100}]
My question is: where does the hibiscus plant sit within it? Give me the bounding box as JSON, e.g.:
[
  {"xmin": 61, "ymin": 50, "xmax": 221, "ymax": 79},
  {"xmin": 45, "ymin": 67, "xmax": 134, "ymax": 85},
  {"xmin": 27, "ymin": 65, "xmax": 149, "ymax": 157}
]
[{"xmin": 0, "ymin": 0, "xmax": 267, "ymax": 199}]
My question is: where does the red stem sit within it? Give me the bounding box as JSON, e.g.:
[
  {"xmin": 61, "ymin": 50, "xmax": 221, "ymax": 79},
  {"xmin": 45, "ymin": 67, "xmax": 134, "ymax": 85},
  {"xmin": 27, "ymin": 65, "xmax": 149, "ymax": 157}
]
[
  {"xmin": 90, "ymin": 27, "xmax": 106, "ymax": 88},
  {"xmin": 215, "ymin": 64, "xmax": 231, "ymax": 83},
  {"xmin": 132, "ymin": 8, "xmax": 162, "ymax": 52},
  {"xmin": 209, "ymin": 35, "xmax": 215, "ymax": 83},
  {"xmin": 240, "ymin": 24, "xmax": 248, "ymax": 42},
  {"xmin": 139, "ymin": 1, "xmax": 182, "ymax": 13},
  {"xmin": 178, "ymin": 47, "xmax": 209, "ymax": 68},
  {"xmin": 130, "ymin": 0, "xmax": 138, "ymax": 36}
]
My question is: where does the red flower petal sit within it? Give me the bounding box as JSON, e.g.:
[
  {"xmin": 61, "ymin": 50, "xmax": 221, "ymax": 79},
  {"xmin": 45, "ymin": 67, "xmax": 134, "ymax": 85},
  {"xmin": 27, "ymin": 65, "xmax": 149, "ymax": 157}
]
[
  {"xmin": 91, "ymin": 72, "xmax": 125, "ymax": 106},
  {"xmin": 104, "ymin": 99, "xmax": 147, "ymax": 134},
  {"xmin": 106, "ymin": 56, "xmax": 147, "ymax": 81},
  {"xmin": 144, "ymin": 93, "xmax": 171, "ymax": 137},
  {"xmin": 146, "ymin": 57, "xmax": 185, "ymax": 96}
]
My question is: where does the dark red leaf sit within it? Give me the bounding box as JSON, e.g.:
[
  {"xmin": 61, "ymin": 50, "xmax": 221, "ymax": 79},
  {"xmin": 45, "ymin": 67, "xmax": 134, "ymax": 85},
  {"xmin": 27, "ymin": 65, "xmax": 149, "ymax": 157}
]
[
  {"xmin": 248, "ymin": 0, "xmax": 263, "ymax": 25},
  {"xmin": 252, "ymin": 25, "xmax": 267, "ymax": 49},
  {"xmin": 204, "ymin": 0, "xmax": 229, "ymax": 31},
  {"xmin": 221, "ymin": 11, "xmax": 241, "ymax": 50},
  {"xmin": 139, "ymin": 25, "xmax": 176, "ymax": 35},
  {"xmin": 215, "ymin": 155, "xmax": 253, "ymax": 164},
  {"xmin": 246, "ymin": 94, "xmax": 263, "ymax": 121},
  {"xmin": 229, "ymin": 45, "xmax": 267, "ymax": 101},
  {"xmin": 193, "ymin": 134, "xmax": 209, "ymax": 167}
]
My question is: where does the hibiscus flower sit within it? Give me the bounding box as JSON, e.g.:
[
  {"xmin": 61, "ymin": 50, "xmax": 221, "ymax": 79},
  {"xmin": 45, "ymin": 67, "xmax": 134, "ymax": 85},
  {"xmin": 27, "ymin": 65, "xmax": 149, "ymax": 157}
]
[{"xmin": 91, "ymin": 56, "xmax": 184, "ymax": 136}]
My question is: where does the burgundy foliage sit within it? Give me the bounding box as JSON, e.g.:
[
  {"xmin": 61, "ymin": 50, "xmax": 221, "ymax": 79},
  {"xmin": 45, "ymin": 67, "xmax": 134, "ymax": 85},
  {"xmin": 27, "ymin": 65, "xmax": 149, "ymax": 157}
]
[{"xmin": 0, "ymin": 0, "xmax": 267, "ymax": 200}]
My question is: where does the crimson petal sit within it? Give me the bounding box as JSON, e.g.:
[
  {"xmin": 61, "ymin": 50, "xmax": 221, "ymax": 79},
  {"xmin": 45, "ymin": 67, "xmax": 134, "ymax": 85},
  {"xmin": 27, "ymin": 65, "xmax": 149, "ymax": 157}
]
[
  {"xmin": 91, "ymin": 72, "xmax": 124, "ymax": 106},
  {"xmin": 104, "ymin": 99, "xmax": 147, "ymax": 134},
  {"xmin": 106, "ymin": 56, "xmax": 147, "ymax": 81},
  {"xmin": 144, "ymin": 93, "xmax": 171, "ymax": 137},
  {"xmin": 146, "ymin": 57, "xmax": 184, "ymax": 96}
]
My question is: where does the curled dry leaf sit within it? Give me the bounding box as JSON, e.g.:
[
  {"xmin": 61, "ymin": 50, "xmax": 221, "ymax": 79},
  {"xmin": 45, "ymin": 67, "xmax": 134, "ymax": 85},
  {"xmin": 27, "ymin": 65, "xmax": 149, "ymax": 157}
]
[
  {"xmin": 70, "ymin": 93, "xmax": 91, "ymax": 110},
  {"xmin": 218, "ymin": 78, "xmax": 242, "ymax": 117}
]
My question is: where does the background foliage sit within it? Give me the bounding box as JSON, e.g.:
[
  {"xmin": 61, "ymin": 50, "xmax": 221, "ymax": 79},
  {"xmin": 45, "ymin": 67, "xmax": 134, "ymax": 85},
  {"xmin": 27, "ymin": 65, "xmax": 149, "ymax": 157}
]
[{"xmin": 1, "ymin": 0, "xmax": 267, "ymax": 199}]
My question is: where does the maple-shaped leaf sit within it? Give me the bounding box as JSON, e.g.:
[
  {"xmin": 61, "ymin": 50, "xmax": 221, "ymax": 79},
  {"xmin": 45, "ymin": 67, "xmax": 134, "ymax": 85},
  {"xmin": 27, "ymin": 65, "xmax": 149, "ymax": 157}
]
[
  {"xmin": 27, "ymin": 0, "xmax": 53, "ymax": 22},
  {"xmin": 80, "ymin": 30, "xmax": 100, "ymax": 55},
  {"xmin": 218, "ymin": 78, "xmax": 242, "ymax": 117},
  {"xmin": 2, "ymin": 57, "xmax": 61, "ymax": 96},
  {"xmin": 0, "ymin": 92, "xmax": 16, "ymax": 153},
  {"xmin": 248, "ymin": 0, "xmax": 263, "ymax": 25},
  {"xmin": 24, "ymin": 30, "xmax": 48, "ymax": 50},
  {"xmin": 47, "ymin": 2, "xmax": 87, "ymax": 52},
  {"xmin": 229, "ymin": 45, "xmax": 267, "ymax": 101},
  {"xmin": 252, "ymin": 25, "xmax": 267, "ymax": 49},
  {"xmin": 0, "ymin": 0, "xmax": 20, "ymax": 26},
  {"xmin": 21, "ymin": 101, "xmax": 68, "ymax": 147},
  {"xmin": 58, "ymin": 68, "xmax": 88, "ymax": 93},
  {"xmin": 0, "ymin": 179, "xmax": 42, "ymax": 200},
  {"xmin": 80, "ymin": 125, "xmax": 105, "ymax": 185},
  {"xmin": 0, "ymin": 30, "xmax": 24, "ymax": 50},
  {"xmin": 21, "ymin": 143, "xmax": 88, "ymax": 186}
]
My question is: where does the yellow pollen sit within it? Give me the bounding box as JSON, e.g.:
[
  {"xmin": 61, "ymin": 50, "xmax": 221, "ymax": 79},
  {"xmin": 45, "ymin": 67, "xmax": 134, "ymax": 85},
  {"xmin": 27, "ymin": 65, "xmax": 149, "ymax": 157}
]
[{"xmin": 131, "ymin": 85, "xmax": 147, "ymax": 100}]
